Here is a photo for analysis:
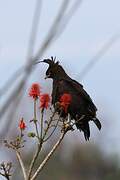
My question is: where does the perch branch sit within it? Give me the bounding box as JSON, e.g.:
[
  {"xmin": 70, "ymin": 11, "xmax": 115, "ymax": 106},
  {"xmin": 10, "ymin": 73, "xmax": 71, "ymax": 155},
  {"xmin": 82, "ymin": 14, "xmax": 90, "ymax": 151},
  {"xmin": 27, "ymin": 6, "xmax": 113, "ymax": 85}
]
[{"xmin": 31, "ymin": 132, "xmax": 66, "ymax": 180}]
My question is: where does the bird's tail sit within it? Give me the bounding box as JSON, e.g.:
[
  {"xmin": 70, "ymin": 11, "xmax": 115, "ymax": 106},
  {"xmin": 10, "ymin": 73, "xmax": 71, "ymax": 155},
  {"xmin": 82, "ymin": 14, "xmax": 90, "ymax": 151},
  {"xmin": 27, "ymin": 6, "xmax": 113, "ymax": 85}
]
[
  {"xmin": 92, "ymin": 118, "xmax": 101, "ymax": 130},
  {"xmin": 82, "ymin": 122, "xmax": 90, "ymax": 141},
  {"xmin": 76, "ymin": 120, "xmax": 90, "ymax": 141}
]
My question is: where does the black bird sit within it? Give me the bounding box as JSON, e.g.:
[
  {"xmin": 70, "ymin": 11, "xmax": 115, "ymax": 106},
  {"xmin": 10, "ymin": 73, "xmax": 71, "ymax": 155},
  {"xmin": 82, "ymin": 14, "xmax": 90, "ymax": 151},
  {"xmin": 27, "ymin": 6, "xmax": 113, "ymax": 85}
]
[{"xmin": 39, "ymin": 57, "xmax": 101, "ymax": 140}]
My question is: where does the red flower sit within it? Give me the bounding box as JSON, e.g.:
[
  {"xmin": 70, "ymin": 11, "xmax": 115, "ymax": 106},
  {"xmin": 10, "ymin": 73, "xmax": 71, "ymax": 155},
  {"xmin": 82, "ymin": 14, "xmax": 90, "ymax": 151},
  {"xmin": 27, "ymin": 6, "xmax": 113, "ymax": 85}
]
[
  {"xmin": 29, "ymin": 83, "xmax": 41, "ymax": 99},
  {"xmin": 60, "ymin": 93, "xmax": 72, "ymax": 113},
  {"xmin": 40, "ymin": 94, "xmax": 50, "ymax": 109},
  {"xmin": 19, "ymin": 118, "xmax": 26, "ymax": 130}
]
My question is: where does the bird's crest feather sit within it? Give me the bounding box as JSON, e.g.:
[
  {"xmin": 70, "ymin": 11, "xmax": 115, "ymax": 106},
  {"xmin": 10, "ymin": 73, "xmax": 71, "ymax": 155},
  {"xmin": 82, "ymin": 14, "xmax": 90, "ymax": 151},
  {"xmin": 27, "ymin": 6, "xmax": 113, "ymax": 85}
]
[{"xmin": 43, "ymin": 56, "xmax": 59, "ymax": 66}]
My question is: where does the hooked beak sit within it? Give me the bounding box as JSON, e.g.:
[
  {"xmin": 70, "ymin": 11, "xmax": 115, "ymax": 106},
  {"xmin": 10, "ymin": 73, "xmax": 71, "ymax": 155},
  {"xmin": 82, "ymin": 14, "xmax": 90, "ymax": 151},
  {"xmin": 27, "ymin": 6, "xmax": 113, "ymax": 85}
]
[{"xmin": 34, "ymin": 60, "xmax": 43, "ymax": 65}]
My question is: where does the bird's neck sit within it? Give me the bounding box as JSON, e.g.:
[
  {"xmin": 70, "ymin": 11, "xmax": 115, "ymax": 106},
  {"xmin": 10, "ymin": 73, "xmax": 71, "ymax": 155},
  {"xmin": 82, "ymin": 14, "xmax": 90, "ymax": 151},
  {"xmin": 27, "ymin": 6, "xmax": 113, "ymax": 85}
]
[{"xmin": 53, "ymin": 73, "xmax": 70, "ymax": 81}]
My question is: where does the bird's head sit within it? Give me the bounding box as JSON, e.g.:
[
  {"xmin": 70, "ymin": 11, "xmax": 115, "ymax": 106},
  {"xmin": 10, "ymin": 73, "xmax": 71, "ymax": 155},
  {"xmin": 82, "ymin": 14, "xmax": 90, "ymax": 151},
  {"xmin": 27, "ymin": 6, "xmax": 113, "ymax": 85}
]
[
  {"xmin": 44, "ymin": 56, "xmax": 60, "ymax": 79},
  {"xmin": 36, "ymin": 57, "xmax": 68, "ymax": 80}
]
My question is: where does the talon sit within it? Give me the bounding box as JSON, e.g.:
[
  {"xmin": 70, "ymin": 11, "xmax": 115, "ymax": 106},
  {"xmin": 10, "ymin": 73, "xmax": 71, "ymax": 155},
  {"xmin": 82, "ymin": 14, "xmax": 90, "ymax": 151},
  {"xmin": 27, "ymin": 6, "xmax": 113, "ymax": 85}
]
[{"xmin": 61, "ymin": 122, "xmax": 74, "ymax": 132}]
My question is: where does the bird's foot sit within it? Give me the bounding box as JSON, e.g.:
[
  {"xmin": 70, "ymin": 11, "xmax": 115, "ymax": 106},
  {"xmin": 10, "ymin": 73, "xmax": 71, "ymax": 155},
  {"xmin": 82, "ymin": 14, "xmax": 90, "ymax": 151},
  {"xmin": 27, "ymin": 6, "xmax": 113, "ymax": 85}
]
[{"xmin": 61, "ymin": 122, "xmax": 74, "ymax": 133}]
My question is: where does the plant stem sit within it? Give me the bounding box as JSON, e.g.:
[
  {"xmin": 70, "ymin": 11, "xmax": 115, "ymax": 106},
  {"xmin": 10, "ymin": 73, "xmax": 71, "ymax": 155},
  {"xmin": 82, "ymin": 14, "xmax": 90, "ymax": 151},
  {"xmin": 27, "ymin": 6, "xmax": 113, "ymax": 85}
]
[
  {"xmin": 34, "ymin": 99, "xmax": 39, "ymax": 139},
  {"xmin": 28, "ymin": 143, "xmax": 42, "ymax": 180},
  {"xmin": 40, "ymin": 109, "xmax": 44, "ymax": 141},
  {"xmin": 31, "ymin": 132, "xmax": 65, "ymax": 180},
  {"xmin": 16, "ymin": 151, "xmax": 27, "ymax": 180},
  {"xmin": 28, "ymin": 100, "xmax": 39, "ymax": 179},
  {"xmin": 28, "ymin": 103, "xmax": 44, "ymax": 179},
  {"xmin": 42, "ymin": 111, "xmax": 56, "ymax": 139},
  {"xmin": 28, "ymin": 110, "xmax": 56, "ymax": 179},
  {"xmin": 43, "ymin": 117, "xmax": 60, "ymax": 142}
]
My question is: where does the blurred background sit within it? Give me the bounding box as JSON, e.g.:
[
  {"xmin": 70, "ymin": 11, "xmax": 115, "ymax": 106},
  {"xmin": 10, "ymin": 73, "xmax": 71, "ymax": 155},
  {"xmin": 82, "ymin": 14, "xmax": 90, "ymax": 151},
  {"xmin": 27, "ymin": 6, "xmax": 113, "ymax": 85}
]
[{"xmin": 0, "ymin": 0, "xmax": 120, "ymax": 179}]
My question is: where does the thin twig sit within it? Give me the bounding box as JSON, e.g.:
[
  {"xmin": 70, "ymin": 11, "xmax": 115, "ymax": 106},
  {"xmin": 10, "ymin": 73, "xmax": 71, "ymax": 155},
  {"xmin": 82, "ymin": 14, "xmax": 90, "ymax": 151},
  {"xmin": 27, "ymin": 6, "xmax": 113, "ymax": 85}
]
[
  {"xmin": 78, "ymin": 32, "xmax": 120, "ymax": 80},
  {"xmin": 2, "ymin": 165, "xmax": 10, "ymax": 180},
  {"xmin": 34, "ymin": 0, "xmax": 70, "ymax": 60},
  {"xmin": 42, "ymin": 111, "xmax": 56, "ymax": 139},
  {"xmin": 54, "ymin": 0, "xmax": 83, "ymax": 40},
  {"xmin": 43, "ymin": 117, "xmax": 60, "ymax": 142},
  {"xmin": 34, "ymin": 99, "xmax": 40, "ymax": 139},
  {"xmin": 31, "ymin": 132, "xmax": 65, "ymax": 180},
  {"xmin": 27, "ymin": 143, "xmax": 42, "ymax": 180},
  {"xmin": 16, "ymin": 150, "xmax": 27, "ymax": 180},
  {"xmin": 0, "ymin": 67, "xmax": 23, "ymax": 98},
  {"xmin": 40, "ymin": 109, "xmax": 44, "ymax": 140},
  {"xmin": 28, "ymin": 109, "xmax": 44, "ymax": 179},
  {"xmin": 28, "ymin": 111, "xmax": 57, "ymax": 179},
  {"xmin": 26, "ymin": 0, "xmax": 42, "ymax": 62},
  {"xmin": 0, "ymin": 172, "xmax": 7, "ymax": 179},
  {"xmin": 0, "ymin": 162, "xmax": 12, "ymax": 180}
]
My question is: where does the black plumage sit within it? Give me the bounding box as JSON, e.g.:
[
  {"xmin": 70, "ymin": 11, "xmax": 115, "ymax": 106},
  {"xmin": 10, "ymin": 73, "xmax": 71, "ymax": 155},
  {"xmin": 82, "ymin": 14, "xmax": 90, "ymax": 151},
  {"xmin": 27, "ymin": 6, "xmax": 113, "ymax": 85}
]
[{"xmin": 42, "ymin": 57, "xmax": 101, "ymax": 140}]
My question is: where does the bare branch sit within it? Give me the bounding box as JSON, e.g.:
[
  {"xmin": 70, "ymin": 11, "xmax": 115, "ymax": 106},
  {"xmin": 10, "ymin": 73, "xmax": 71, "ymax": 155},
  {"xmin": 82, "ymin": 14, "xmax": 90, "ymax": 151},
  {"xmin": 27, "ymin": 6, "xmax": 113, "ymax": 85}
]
[
  {"xmin": 0, "ymin": 67, "xmax": 23, "ymax": 98},
  {"xmin": 27, "ymin": 143, "xmax": 42, "ymax": 180},
  {"xmin": 43, "ymin": 117, "xmax": 60, "ymax": 142},
  {"xmin": 28, "ymin": 110, "xmax": 56, "ymax": 179},
  {"xmin": 78, "ymin": 33, "xmax": 120, "ymax": 80},
  {"xmin": 54, "ymin": 0, "xmax": 83, "ymax": 39},
  {"xmin": 31, "ymin": 132, "xmax": 65, "ymax": 180},
  {"xmin": 16, "ymin": 151, "xmax": 27, "ymax": 180},
  {"xmin": 34, "ymin": 0, "xmax": 70, "ymax": 60},
  {"xmin": 26, "ymin": 0, "xmax": 42, "ymax": 62},
  {"xmin": 42, "ymin": 111, "xmax": 56, "ymax": 139},
  {"xmin": 33, "ymin": 99, "xmax": 40, "ymax": 140},
  {"xmin": 27, "ymin": 100, "xmax": 43, "ymax": 179},
  {"xmin": 0, "ymin": 162, "xmax": 12, "ymax": 180}
]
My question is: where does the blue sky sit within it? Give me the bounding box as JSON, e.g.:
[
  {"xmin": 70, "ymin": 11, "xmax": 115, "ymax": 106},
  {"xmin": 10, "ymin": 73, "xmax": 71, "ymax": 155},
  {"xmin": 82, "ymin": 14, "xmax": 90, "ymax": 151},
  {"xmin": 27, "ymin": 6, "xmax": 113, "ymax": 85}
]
[{"xmin": 0, "ymin": 0, "xmax": 120, "ymax": 154}]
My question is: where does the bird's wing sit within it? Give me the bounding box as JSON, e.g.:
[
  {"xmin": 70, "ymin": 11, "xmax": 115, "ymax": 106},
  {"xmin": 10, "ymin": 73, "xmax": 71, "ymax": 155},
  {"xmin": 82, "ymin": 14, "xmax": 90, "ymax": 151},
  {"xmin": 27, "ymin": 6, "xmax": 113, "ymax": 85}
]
[{"xmin": 60, "ymin": 78, "xmax": 97, "ymax": 111}]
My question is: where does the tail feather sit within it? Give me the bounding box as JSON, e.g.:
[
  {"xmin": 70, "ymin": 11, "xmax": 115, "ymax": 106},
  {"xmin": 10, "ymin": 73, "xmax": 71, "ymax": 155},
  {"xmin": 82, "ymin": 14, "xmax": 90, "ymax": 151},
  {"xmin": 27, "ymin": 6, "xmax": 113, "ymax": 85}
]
[
  {"xmin": 76, "ymin": 120, "xmax": 90, "ymax": 141},
  {"xmin": 83, "ymin": 122, "xmax": 90, "ymax": 141},
  {"xmin": 93, "ymin": 118, "xmax": 101, "ymax": 130},
  {"xmin": 75, "ymin": 116, "xmax": 101, "ymax": 141}
]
